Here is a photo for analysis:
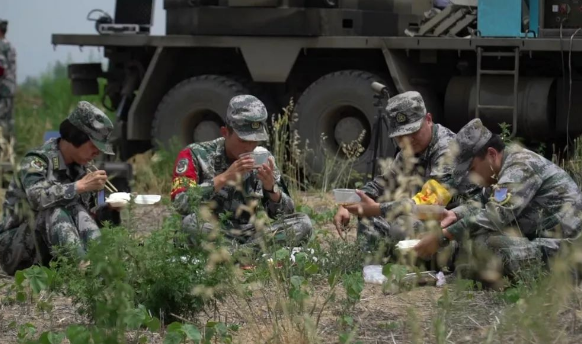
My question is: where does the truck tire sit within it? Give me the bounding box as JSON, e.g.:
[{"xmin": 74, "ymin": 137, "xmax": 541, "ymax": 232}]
[
  {"xmin": 293, "ymin": 70, "xmax": 396, "ymax": 176},
  {"xmin": 151, "ymin": 75, "xmax": 249, "ymax": 150}
]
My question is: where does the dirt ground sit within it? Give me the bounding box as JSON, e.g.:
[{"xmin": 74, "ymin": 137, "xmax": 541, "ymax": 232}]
[{"xmin": 1, "ymin": 193, "xmax": 582, "ymax": 343}]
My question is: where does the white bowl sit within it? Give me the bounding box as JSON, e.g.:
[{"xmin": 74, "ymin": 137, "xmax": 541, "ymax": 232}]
[
  {"xmin": 106, "ymin": 200, "xmax": 128, "ymax": 208},
  {"xmin": 333, "ymin": 189, "xmax": 361, "ymax": 206},
  {"xmin": 107, "ymin": 192, "xmax": 131, "ymax": 201},
  {"xmin": 395, "ymin": 239, "xmax": 420, "ymax": 251},
  {"xmin": 240, "ymin": 151, "xmax": 270, "ymax": 167},
  {"xmin": 134, "ymin": 195, "xmax": 161, "ymax": 205}
]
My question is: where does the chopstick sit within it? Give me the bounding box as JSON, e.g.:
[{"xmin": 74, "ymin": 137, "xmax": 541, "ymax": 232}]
[{"xmin": 86, "ymin": 162, "xmax": 119, "ymax": 193}]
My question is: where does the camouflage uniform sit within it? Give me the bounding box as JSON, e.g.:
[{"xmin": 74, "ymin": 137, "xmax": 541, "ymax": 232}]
[
  {"xmin": 171, "ymin": 95, "xmax": 312, "ymax": 248},
  {"xmin": 358, "ymin": 91, "xmax": 476, "ymax": 247},
  {"xmin": 0, "ymin": 20, "xmax": 16, "ymax": 145},
  {"xmin": 448, "ymin": 118, "xmax": 582, "ymax": 277},
  {"xmin": 0, "ymin": 101, "xmax": 118, "ymax": 275}
]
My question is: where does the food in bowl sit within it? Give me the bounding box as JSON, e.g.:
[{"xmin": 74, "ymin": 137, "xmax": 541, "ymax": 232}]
[{"xmin": 105, "ymin": 192, "xmax": 131, "ymax": 208}]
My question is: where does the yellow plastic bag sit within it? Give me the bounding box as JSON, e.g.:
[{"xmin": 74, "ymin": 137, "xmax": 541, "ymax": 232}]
[{"xmin": 412, "ymin": 179, "xmax": 452, "ymax": 206}]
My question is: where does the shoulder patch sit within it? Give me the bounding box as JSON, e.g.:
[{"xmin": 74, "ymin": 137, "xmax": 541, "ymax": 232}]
[
  {"xmin": 30, "ymin": 157, "xmax": 45, "ymax": 172},
  {"xmin": 492, "ymin": 187, "xmax": 511, "ymax": 205},
  {"xmin": 176, "ymin": 158, "xmax": 189, "ymax": 174}
]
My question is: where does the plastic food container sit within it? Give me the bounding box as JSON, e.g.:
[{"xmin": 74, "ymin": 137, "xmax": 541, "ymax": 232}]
[
  {"xmin": 105, "ymin": 192, "xmax": 131, "ymax": 208},
  {"xmin": 333, "ymin": 189, "xmax": 361, "ymax": 206},
  {"xmin": 414, "ymin": 204, "xmax": 445, "ymax": 221},
  {"xmin": 134, "ymin": 195, "xmax": 161, "ymax": 205},
  {"xmin": 395, "ymin": 239, "xmax": 420, "ymax": 252},
  {"xmin": 239, "ymin": 151, "xmax": 270, "ymax": 167}
]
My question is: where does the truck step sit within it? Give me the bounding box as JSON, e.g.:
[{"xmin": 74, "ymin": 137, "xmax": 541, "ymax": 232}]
[
  {"xmin": 480, "ymin": 51, "xmax": 519, "ymax": 57},
  {"xmin": 479, "ymin": 70, "xmax": 516, "ymax": 76},
  {"xmin": 477, "ymin": 105, "xmax": 515, "ymax": 110}
]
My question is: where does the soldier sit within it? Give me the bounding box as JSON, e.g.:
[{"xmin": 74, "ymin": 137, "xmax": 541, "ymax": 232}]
[
  {"xmin": 414, "ymin": 118, "xmax": 582, "ymax": 280},
  {"xmin": 334, "ymin": 91, "xmax": 475, "ymax": 250},
  {"xmin": 0, "ymin": 101, "xmax": 120, "ymax": 275},
  {"xmin": 0, "ymin": 19, "xmax": 16, "ymax": 150},
  {"xmin": 171, "ymin": 95, "xmax": 313, "ymax": 249}
]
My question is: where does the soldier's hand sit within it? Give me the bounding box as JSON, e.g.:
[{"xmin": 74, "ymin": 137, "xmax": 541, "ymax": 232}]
[
  {"xmin": 257, "ymin": 157, "xmax": 276, "ymax": 191},
  {"xmin": 224, "ymin": 155, "xmax": 255, "ymax": 181},
  {"xmin": 77, "ymin": 170, "xmax": 108, "ymax": 193},
  {"xmin": 214, "ymin": 155, "xmax": 255, "ymax": 191},
  {"xmin": 343, "ymin": 190, "xmax": 381, "ymax": 217},
  {"xmin": 333, "ymin": 206, "xmax": 351, "ymax": 236},
  {"xmin": 414, "ymin": 232, "xmax": 441, "ymax": 259},
  {"xmin": 440, "ymin": 209, "xmax": 458, "ymax": 228}
]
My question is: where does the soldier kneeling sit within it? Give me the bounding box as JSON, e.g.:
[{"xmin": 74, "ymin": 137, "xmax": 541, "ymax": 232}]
[
  {"xmin": 0, "ymin": 101, "xmax": 121, "ymax": 275},
  {"xmin": 171, "ymin": 95, "xmax": 313, "ymax": 250}
]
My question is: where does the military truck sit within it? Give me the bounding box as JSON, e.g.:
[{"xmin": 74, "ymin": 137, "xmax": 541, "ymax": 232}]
[{"xmin": 51, "ymin": 0, "xmax": 582, "ymax": 177}]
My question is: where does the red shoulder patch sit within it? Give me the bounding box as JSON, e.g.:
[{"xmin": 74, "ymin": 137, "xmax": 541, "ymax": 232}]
[{"xmin": 171, "ymin": 148, "xmax": 198, "ymax": 200}]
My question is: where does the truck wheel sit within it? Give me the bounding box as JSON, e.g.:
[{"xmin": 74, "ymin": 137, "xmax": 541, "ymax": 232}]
[
  {"xmin": 151, "ymin": 75, "xmax": 249, "ymax": 150},
  {"xmin": 294, "ymin": 70, "xmax": 396, "ymax": 176}
]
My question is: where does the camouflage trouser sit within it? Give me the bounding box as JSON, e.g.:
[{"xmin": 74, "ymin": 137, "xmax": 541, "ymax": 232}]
[
  {"xmin": 0, "ymin": 204, "xmax": 101, "ymax": 275},
  {"xmin": 357, "ymin": 215, "xmax": 424, "ymax": 251},
  {"xmin": 182, "ymin": 212, "xmax": 313, "ymax": 248},
  {"xmin": 452, "ymin": 234, "xmax": 564, "ymax": 284},
  {"xmin": 0, "ymin": 97, "xmax": 14, "ymax": 143}
]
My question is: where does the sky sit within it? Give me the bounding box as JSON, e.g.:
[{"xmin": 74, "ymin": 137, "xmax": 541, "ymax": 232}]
[{"xmin": 3, "ymin": 0, "xmax": 166, "ymax": 83}]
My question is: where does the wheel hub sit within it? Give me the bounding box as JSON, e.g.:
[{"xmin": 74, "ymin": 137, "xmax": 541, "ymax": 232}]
[{"xmin": 334, "ymin": 116, "xmax": 366, "ymax": 145}]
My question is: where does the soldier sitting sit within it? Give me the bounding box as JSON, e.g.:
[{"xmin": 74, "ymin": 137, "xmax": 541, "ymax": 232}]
[
  {"xmin": 0, "ymin": 101, "xmax": 120, "ymax": 275},
  {"xmin": 415, "ymin": 119, "xmax": 582, "ymax": 282},
  {"xmin": 334, "ymin": 91, "xmax": 476, "ymax": 251},
  {"xmin": 171, "ymin": 95, "xmax": 313, "ymax": 249}
]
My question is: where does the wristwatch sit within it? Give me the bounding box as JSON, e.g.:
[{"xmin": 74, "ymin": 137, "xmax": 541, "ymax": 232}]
[{"xmin": 264, "ymin": 184, "xmax": 280, "ymax": 195}]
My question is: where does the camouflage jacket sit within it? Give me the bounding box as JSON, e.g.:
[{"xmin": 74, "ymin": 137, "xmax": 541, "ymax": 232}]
[
  {"xmin": 0, "ymin": 138, "xmax": 112, "ymax": 232},
  {"xmin": 0, "ymin": 38, "xmax": 16, "ymax": 98},
  {"xmin": 447, "ymin": 144, "xmax": 582, "ymax": 241},
  {"xmin": 171, "ymin": 137, "xmax": 295, "ymax": 226},
  {"xmin": 360, "ymin": 123, "xmax": 465, "ymax": 203}
]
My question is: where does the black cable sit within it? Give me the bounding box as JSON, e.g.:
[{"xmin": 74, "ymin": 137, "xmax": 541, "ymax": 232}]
[
  {"xmin": 86, "ymin": 9, "xmax": 112, "ymax": 22},
  {"xmin": 86, "ymin": 9, "xmax": 113, "ymax": 34},
  {"xmin": 567, "ymin": 28, "xmax": 582, "ymax": 150}
]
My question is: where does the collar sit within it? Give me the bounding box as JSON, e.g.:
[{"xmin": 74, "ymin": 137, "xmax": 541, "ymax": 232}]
[
  {"xmin": 497, "ymin": 144, "xmax": 511, "ymax": 175},
  {"xmin": 417, "ymin": 124, "xmax": 438, "ymax": 161},
  {"xmin": 47, "ymin": 138, "xmax": 67, "ymax": 171},
  {"xmin": 215, "ymin": 137, "xmax": 230, "ymax": 166},
  {"xmin": 52, "ymin": 138, "xmax": 86, "ymax": 177}
]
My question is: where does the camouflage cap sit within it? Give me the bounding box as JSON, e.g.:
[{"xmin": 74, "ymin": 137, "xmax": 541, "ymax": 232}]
[
  {"xmin": 452, "ymin": 118, "xmax": 493, "ymax": 184},
  {"xmin": 226, "ymin": 95, "xmax": 268, "ymax": 142},
  {"xmin": 386, "ymin": 91, "xmax": 427, "ymax": 138},
  {"xmin": 67, "ymin": 101, "xmax": 115, "ymax": 155}
]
